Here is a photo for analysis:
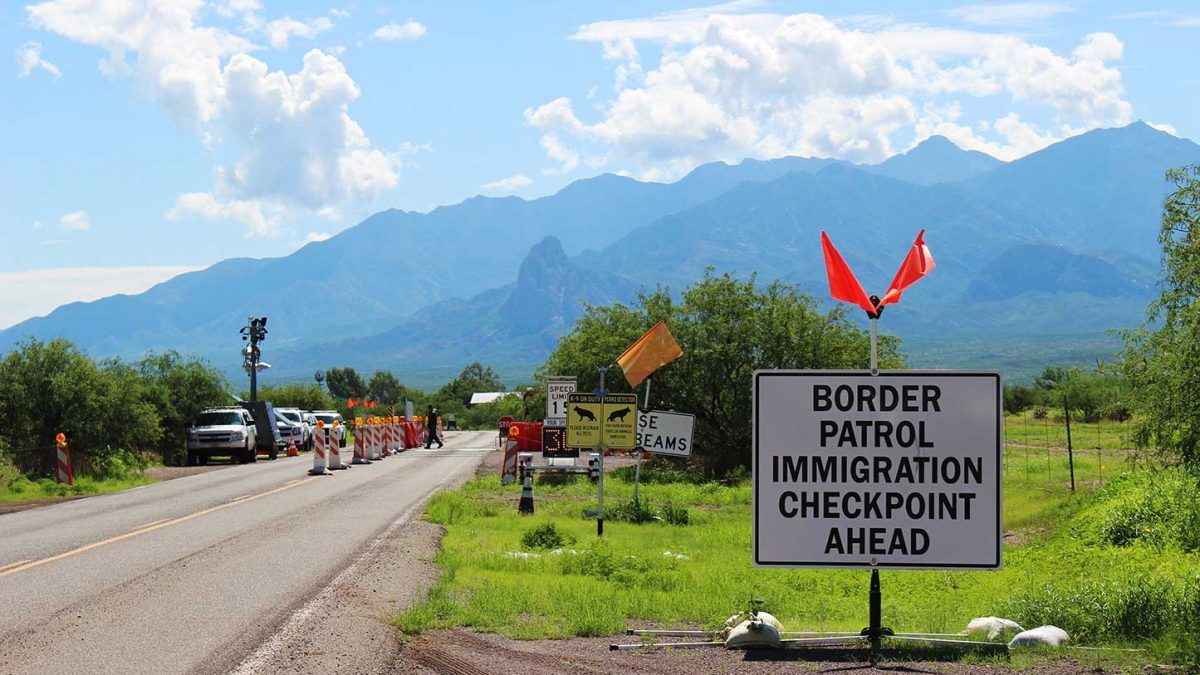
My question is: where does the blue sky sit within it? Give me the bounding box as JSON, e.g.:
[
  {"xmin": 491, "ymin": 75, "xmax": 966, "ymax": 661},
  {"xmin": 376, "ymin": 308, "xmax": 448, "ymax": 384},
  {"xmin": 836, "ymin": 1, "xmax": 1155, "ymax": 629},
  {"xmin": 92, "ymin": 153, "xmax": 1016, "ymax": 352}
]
[{"xmin": 1, "ymin": 0, "xmax": 1198, "ymax": 327}]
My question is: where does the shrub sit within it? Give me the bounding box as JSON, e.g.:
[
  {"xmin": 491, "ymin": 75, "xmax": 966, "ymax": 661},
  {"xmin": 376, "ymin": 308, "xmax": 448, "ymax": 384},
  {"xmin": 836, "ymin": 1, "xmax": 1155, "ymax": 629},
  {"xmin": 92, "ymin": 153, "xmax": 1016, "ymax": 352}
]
[{"xmin": 521, "ymin": 522, "xmax": 575, "ymax": 550}]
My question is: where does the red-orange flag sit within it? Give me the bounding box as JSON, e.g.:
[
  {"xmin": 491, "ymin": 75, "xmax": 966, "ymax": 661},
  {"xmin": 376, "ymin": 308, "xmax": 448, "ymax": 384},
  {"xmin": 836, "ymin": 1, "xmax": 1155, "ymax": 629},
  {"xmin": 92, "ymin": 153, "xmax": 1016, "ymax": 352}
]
[
  {"xmin": 347, "ymin": 398, "xmax": 358, "ymax": 409},
  {"xmin": 877, "ymin": 229, "xmax": 935, "ymax": 310},
  {"xmin": 821, "ymin": 231, "xmax": 876, "ymax": 315},
  {"xmin": 616, "ymin": 320, "xmax": 683, "ymax": 388}
]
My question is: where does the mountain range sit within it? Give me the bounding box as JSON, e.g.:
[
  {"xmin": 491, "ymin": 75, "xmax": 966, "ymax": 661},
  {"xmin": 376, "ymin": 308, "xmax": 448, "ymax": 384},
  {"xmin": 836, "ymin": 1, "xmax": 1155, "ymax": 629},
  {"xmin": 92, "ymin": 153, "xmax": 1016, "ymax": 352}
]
[{"xmin": 3, "ymin": 121, "xmax": 1196, "ymax": 387}]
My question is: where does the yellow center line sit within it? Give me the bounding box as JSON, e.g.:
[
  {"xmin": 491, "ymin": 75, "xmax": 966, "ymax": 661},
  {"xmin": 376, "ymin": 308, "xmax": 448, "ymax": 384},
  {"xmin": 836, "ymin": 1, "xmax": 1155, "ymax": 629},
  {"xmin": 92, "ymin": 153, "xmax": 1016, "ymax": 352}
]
[
  {"xmin": 130, "ymin": 518, "xmax": 170, "ymax": 531},
  {"xmin": 1, "ymin": 477, "xmax": 318, "ymax": 578},
  {"xmin": 0, "ymin": 559, "xmax": 32, "ymax": 573}
]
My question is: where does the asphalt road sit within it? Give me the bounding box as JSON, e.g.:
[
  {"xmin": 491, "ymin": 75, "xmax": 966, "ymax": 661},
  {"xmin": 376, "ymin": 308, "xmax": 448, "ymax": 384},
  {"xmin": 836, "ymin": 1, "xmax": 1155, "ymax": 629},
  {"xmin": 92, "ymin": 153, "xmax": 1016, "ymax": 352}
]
[{"xmin": 0, "ymin": 430, "xmax": 495, "ymax": 675}]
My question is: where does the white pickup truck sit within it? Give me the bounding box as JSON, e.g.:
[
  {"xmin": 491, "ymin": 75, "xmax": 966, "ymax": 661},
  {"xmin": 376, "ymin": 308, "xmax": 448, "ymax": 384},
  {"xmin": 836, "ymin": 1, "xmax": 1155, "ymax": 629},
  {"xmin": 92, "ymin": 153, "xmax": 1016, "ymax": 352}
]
[{"xmin": 187, "ymin": 407, "xmax": 258, "ymax": 465}]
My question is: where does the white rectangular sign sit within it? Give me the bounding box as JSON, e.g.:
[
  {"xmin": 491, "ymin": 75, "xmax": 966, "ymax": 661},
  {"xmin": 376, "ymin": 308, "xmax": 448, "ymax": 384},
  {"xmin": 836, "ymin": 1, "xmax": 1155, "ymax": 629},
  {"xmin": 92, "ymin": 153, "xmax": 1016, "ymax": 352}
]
[
  {"xmin": 545, "ymin": 377, "xmax": 576, "ymax": 427},
  {"xmin": 753, "ymin": 371, "xmax": 1001, "ymax": 570},
  {"xmin": 637, "ymin": 410, "xmax": 695, "ymax": 457}
]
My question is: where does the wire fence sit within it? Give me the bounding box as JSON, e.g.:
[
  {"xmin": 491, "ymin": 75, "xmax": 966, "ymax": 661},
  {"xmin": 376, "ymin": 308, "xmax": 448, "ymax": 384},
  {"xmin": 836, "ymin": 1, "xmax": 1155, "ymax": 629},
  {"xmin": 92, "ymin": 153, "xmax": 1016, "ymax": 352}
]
[{"xmin": 1003, "ymin": 410, "xmax": 1139, "ymax": 490}]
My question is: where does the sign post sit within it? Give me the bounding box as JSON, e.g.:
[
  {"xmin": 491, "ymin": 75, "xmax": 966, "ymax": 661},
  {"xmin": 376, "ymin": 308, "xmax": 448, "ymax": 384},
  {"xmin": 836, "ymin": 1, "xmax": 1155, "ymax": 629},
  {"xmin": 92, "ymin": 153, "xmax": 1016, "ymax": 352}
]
[{"xmin": 567, "ymin": 373, "xmax": 636, "ymax": 536}]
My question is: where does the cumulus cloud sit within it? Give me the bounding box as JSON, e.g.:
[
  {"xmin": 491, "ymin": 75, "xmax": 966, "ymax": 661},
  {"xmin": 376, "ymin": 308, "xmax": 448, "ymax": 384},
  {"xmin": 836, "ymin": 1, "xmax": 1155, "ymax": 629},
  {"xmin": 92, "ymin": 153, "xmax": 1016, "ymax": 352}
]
[
  {"xmin": 481, "ymin": 174, "xmax": 533, "ymax": 193},
  {"xmin": 372, "ymin": 21, "xmax": 427, "ymax": 41},
  {"xmin": 263, "ymin": 16, "xmax": 333, "ymax": 49},
  {"xmin": 27, "ymin": 0, "xmax": 402, "ymax": 236},
  {"xmin": 528, "ymin": 9, "xmax": 1136, "ymax": 179},
  {"xmin": 304, "ymin": 231, "xmax": 331, "ymax": 243},
  {"xmin": 58, "ymin": 210, "xmax": 91, "ymax": 230},
  {"xmin": 15, "ymin": 41, "xmax": 61, "ymax": 78}
]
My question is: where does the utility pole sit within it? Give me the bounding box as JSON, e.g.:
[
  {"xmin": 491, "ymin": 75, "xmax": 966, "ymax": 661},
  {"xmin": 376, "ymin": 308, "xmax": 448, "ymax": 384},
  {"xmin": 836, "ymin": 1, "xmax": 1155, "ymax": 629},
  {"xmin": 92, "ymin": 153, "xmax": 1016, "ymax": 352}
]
[{"xmin": 240, "ymin": 316, "xmax": 268, "ymax": 404}]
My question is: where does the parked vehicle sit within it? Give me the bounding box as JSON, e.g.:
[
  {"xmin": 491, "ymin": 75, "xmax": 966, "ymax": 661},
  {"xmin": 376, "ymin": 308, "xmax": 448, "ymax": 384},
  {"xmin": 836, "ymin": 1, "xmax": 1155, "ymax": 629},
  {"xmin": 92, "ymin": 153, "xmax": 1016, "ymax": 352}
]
[
  {"xmin": 272, "ymin": 408, "xmax": 301, "ymax": 453},
  {"xmin": 310, "ymin": 410, "xmax": 346, "ymax": 447},
  {"xmin": 187, "ymin": 407, "xmax": 257, "ymax": 465},
  {"xmin": 277, "ymin": 407, "xmax": 311, "ymax": 450}
]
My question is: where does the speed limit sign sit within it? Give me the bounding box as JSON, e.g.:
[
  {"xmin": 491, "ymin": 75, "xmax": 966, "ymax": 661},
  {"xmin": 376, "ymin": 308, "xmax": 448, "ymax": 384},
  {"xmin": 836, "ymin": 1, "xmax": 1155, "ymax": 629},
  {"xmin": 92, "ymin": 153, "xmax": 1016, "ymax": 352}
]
[{"xmin": 545, "ymin": 377, "xmax": 576, "ymax": 427}]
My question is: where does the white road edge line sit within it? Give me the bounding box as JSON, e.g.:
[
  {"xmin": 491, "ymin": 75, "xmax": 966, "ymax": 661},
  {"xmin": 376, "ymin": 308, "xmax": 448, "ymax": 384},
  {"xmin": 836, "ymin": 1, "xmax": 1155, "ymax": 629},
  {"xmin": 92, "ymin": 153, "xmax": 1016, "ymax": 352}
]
[{"xmin": 228, "ymin": 454, "xmax": 478, "ymax": 675}]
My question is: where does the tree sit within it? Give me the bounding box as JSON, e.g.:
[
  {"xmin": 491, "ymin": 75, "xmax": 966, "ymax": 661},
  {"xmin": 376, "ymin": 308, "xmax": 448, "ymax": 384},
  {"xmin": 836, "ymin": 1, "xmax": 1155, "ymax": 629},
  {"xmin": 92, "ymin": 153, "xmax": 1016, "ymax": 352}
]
[
  {"xmin": 1120, "ymin": 165, "xmax": 1200, "ymax": 464},
  {"xmin": 0, "ymin": 338, "xmax": 160, "ymax": 474},
  {"xmin": 541, "ymin": 272, "xmax": 903, "ymax": 476},
  {"xmin": 255, "ymin": 383, "xmax": 333, "ymax": 412},
  {"xmin": 135, "ymin": 351, "xmax": 229, "ymax": 465},
  {"xmin": 367, "ymin": 371, "xmax": 406, "ymax": 405},
  {"xmin": 324, "ymin": 366, "xmax": 366, "ymax": 399},
  {"xmin": 436, "ymin": 362, "xmax": 505, "ymax": 406}
]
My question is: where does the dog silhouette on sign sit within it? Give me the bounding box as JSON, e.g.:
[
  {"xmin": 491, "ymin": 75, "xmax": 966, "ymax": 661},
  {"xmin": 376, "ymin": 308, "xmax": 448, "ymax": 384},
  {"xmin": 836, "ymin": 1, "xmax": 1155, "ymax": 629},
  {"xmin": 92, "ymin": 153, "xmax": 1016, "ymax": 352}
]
[
  {"xmin": 607, "ymin": 407, "xmax": 632, "ymax": 422},
  {"xmin": 574, "ymin": 406, "xmax": 597, "ymax": 421}
]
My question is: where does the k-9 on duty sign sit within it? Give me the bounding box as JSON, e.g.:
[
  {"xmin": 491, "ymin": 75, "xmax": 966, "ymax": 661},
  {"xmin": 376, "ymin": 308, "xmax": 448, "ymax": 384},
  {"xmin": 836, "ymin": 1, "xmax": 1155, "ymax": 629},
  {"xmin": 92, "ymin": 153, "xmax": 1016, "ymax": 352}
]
[{"xmin": 753, "ymin": 371, "xmax": 1002, "ymax": 570}]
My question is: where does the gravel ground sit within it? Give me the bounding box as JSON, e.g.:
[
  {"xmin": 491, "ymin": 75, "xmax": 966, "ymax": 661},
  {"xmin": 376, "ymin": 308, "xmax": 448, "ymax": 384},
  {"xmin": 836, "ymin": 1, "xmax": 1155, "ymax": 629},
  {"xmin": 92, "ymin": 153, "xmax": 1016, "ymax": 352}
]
[{"xmin": 395, "ymin": 627, "xmax": 1136, "ymax": 674}]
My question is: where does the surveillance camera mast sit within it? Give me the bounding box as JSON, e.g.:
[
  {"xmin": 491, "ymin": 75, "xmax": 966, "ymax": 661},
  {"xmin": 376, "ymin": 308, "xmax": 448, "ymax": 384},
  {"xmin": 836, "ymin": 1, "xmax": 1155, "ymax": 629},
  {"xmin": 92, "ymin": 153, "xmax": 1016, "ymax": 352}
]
[{"xmin": 752, "ymin": 231, "xmax": 1002, "ymax": 658}]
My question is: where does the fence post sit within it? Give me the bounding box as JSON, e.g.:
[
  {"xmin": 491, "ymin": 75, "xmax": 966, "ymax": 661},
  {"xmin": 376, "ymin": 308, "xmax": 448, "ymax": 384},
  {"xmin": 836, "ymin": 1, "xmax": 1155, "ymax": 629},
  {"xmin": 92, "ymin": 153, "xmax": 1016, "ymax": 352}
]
[{"xmin": 1064, "ymin": 396, "xmax": 1075, "ymax": 492}]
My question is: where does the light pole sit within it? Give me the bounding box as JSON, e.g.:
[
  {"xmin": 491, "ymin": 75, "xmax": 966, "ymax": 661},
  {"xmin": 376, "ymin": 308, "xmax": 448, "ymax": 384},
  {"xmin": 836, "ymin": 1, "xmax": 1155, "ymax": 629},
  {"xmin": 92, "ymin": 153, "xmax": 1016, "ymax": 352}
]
[{"xmin": 240, "ymin": 316, "xmax": 268, "ymax": 404}]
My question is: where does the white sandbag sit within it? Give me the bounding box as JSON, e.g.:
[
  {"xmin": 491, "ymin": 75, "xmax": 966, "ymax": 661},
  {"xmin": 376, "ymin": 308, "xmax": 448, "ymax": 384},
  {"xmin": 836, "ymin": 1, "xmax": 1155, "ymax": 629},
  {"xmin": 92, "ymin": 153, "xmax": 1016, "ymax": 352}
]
[
  {"xmin": 724, "ymin": 618, "xmax": 782, "ymax": 649},
  {"xmin": 965, "ymin": 616, "xmax": 1024, "ymax": 641},
  {"xmin": 754, "ymin": 612, "xmax": 784, "ymax": 632},
  {"xmin": 1008, "ymin": 625, "xmax": 1070, "ymax": 648}
]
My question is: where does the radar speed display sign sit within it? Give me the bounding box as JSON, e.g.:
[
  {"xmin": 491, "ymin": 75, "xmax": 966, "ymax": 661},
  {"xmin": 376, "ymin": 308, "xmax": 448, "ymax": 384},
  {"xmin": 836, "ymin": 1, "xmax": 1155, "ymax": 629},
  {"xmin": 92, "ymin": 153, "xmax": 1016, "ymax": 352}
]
[{"xmin": 753, "ymin": 371, "xmax": 1001, "ymax": 570}]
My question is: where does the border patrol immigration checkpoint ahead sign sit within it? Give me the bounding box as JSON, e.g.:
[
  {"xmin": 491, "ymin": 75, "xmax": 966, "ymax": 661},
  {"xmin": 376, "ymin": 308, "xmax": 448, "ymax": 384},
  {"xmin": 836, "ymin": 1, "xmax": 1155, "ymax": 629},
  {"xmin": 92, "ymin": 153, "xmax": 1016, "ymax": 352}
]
[{"xmin": 753, "ymin": 371, "xmax": 1002, "ymax": 570}]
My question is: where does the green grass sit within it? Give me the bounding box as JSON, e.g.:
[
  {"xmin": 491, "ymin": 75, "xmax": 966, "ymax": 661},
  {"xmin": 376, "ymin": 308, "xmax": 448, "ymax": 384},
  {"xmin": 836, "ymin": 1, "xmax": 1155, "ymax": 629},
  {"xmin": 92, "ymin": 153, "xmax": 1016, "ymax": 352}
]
[
  {"xmin": 396, "ymin": 463, "xmax": 1200, "ymax": 664},
  {"xmin": 1004, "ymin": 413, "xmax": 1135, "ymax": 452},
  {"xmin": 0, "ymin": 474, "xmax": 156, "ymax": 504}
]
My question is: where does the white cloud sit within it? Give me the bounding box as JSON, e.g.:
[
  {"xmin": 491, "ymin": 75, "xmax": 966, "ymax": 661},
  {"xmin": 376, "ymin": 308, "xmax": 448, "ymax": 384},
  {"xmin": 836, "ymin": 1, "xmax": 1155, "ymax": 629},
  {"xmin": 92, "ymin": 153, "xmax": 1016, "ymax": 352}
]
[
  {"xmin": 946, "ymin": 3, "xmax": 1074, "ymax": 27},
  {"xmin": 27, "ymin": 1, "xmax": 402, "ymax": 237},
  {"xmin": 264, "ymin": 16, "xmax": 333, "ymax": 49},
  {"xmin": 58, "ymin": 210, "xmax": 91, "ymax": 230},
  {"xmin": 166, "ymin": 192, "xmax": 282, "ymax": 236},
  {"xmin": 372, "ymin": 21, "xmax": 427, "ymax": 41},
  {"xmin": 0, "ymin": 266, "xmax": 202, "ymax": 329},
  {"xmin": 481, "ymin": 174, "xmax": 533, "ymax": 193},
  {"xmin": 304, "ymin": 231, "xmax": 331, "ymax": 243},
  {"xmin": 15, "ymin": 41, "xmax": 61, "ymax": 78},
  {"xmin": 31, "ymin": 219, "xmax": 44, "ymax": 229},
  {"xmin": 330, "ymin": 8, "xmax": 351, "ymax": 20},
  {"xmin": 214, "ymin": 0, "xmax": 261, "ymax": 19},
  {"xmin": 1147, "ymin": 121, "xmax": 1179, "ymax": 136},
  {"xmin": 531, "ymin": 9, "xmax": 1136, "ymax": 179}
]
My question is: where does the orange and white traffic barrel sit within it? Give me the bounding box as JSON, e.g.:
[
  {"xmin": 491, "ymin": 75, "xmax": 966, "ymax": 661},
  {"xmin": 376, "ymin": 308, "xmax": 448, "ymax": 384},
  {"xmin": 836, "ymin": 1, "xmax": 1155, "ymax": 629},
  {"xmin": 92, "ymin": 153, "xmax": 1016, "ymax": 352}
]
[
  {"xmin": 309, "ymin": 421, "xmax": 332, "ymax": 475},
  {"xmin": 329, "ymin": 421, "xmax": 347, "ymax": 470},
  {"xmin": 55, "ymin": 433, "xmax": 74, "ymax": 485},
  {"xmin": 352, "ymin": 418, "xmax": 370, "ymax": 464}
]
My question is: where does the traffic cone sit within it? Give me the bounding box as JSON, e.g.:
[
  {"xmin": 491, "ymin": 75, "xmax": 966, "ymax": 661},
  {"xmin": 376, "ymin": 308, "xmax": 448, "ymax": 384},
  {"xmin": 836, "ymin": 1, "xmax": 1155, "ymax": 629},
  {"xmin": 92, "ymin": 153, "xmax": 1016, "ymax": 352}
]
[
  {"xmin": 309, "ymin": 424, "xmax": 332, "ymax": 476},
  {"xmin": 518, "ymin": 470, "xmax": 534, "ymax": 514},
  {"xmin": 287, "ymin": 439, "xmax": 298, "ymax": 457}
]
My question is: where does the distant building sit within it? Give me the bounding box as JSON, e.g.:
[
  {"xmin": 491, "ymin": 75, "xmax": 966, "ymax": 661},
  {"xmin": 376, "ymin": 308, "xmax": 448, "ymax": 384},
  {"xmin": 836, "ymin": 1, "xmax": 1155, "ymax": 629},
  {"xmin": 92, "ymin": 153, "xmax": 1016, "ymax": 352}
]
[{"xmin": 469, "ymin": 391, "xmax": 517, "ymax": 406}]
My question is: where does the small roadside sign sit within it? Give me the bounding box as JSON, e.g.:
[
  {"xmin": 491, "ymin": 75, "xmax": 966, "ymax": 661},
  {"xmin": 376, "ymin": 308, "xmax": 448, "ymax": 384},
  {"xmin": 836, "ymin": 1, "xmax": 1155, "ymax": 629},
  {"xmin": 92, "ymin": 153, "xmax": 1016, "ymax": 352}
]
[
  {"xmin": 545, "ymin": 377, "xmax": 576, "ymax": 427},
  {"xmin": 637, "ymin": 410, "xmax": 695, "ymax": 457},
  {"xmin": 753, "ymin": 370, "xmax": 1001, "ymax": 570},
  {"xmin": 567, "ymin": 393, "xmax": 637, "ymax": 449},
  {"xmin": 542, "ymin": 426, "xmax": 577, "ymax": 458}
]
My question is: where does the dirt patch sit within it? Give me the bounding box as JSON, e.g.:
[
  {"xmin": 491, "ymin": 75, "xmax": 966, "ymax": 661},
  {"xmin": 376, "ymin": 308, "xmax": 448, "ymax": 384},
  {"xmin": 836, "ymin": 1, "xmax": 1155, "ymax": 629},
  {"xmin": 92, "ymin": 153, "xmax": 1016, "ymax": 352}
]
[
  {"xmin": 142, "ymin": 464, "xmax": 232, "ymax": 481},
  {"xmin": 399, "ymin": 628, "xmax": 1116, "ymax": 674},
  {"xmin": 0, "ymin": 495, "xmax": 92, "ymax": 516}
]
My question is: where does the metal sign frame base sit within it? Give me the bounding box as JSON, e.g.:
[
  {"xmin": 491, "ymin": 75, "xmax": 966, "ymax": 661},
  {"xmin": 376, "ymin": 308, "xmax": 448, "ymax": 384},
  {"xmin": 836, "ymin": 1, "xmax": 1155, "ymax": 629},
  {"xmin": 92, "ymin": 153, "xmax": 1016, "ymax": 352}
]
[{"xmin": 610, "ymin": 570, "xmax": 1009, "ymax": 661}]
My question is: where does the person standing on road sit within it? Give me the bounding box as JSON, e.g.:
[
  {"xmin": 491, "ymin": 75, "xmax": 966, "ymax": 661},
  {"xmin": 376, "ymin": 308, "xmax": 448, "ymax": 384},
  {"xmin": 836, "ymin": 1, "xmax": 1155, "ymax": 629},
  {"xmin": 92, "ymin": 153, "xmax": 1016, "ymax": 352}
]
[{"xmin": 425, "ymin": 407, "xmax": 444, "ymax": 448}]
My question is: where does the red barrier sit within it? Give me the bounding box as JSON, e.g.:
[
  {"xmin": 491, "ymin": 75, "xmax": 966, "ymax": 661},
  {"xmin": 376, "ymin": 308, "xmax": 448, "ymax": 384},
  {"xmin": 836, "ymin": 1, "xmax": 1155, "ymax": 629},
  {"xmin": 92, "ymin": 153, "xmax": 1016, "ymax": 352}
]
[{"xmin": 509, "ymin": 422, "xmax": 543, "ymax": 453}]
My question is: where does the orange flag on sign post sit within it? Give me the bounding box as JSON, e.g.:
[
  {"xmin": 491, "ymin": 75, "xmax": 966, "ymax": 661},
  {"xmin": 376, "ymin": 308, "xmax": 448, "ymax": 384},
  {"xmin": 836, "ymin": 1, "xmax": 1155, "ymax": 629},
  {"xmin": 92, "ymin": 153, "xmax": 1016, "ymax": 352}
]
[
  {"xmin": 616, "ymin": 320, "xmax": 683, "ymax": 388},
  {"xmin": 876, "ymin": 229, "xmax": 935, "ymax": 310},
  {"xmin": 821, "ymin": 231, "xmax": 877, "ymax": 316}
]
